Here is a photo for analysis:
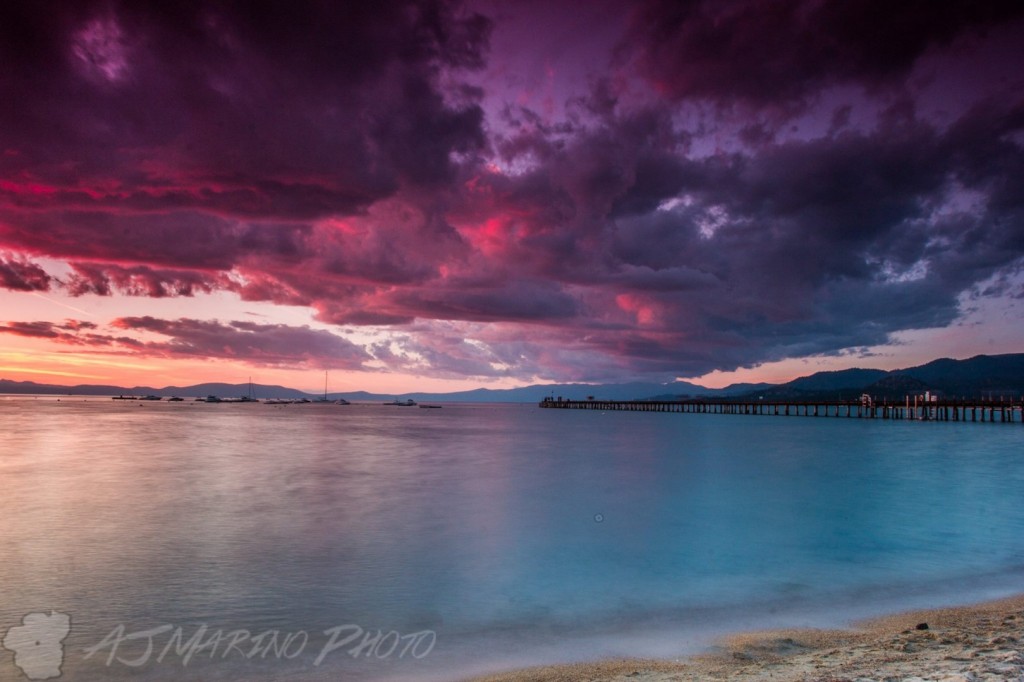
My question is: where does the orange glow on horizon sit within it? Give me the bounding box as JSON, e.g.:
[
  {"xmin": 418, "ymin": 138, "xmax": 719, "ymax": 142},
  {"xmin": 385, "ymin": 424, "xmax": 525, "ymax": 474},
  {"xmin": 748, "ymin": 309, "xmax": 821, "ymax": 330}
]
[{"xmin": 0, "ymin": 344, "xmax": 533, "ymax": 395}]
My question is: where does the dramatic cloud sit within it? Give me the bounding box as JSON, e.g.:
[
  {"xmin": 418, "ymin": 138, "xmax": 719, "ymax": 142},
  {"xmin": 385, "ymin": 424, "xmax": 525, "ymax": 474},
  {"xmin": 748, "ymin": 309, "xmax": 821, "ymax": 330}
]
[
  {"xmin": 1, "ymin": 0, "xmax": 1022, "ymax": 383},
  {"xmin": 109, "ymin": 317, "xmax": 373, "ymax": 369},
  {"xmin": 0, "ymin": 0, "xmax": 491, "ymax": 217},
  {"xmin": 0, "ymin": 254, "xmax": 52, "ymax": 291},
  {"xmin": 0, "ymin": 317, "xmax": 372, "ymax": 370},
  {"xmin": 620, "ymin": 0, "xmax": 1024, "ymax": 108},
  {"xmin": 64, "ymin": 262, "xmax": 232, "ymax": 297},
  {"xmin": 0, "ymin": 319, "xmax": 134, "ymax": 347}
]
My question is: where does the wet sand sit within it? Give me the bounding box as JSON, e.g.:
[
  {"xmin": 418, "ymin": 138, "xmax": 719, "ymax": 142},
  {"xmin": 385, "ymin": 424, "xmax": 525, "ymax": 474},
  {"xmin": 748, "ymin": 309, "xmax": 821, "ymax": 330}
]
[{"xmin": 471, "ymin": 594, "xmax": 1024, "ymax": 682}]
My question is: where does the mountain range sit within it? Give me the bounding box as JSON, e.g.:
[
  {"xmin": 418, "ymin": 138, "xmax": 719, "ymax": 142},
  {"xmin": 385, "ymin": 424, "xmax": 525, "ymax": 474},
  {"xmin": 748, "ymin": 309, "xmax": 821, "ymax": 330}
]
[
  {"xmin": 728, "ymin": 354, "xmax": 1024, "ymax": 401},
  {"xmin": 1, "ymin": 353, "xmax": 1021, "ymax": 402}
]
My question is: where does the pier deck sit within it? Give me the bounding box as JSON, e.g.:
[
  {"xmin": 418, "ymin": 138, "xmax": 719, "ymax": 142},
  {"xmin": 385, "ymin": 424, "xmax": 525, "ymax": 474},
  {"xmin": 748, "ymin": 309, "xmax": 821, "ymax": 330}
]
[{"xmin": 538, "ymin": 398, "xmax": 1024, "ymax": 423}]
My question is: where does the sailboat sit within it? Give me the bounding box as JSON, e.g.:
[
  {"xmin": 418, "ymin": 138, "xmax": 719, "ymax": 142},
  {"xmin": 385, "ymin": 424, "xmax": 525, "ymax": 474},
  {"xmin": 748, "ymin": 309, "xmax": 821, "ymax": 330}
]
[
  {"xmin": 314, "ymin": 371, "xmax": 331, "ymax": 403},
  {"xmin": 314, "ymin": 371, "xmax": 350, "ymax": 405},
  {"xmin": 224, "ymin": 378, "xmax": 259, "ymax": 403},
  {"xmin": 240, "ymin": 378, "xmax": 259, "ymax": 402}
]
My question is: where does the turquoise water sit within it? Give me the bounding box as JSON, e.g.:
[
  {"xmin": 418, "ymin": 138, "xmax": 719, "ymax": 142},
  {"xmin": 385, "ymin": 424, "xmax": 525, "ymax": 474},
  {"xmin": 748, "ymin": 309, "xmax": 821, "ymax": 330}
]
[{"xmin": 1, "ymin": 399, "xmax": 1023, "ymax": 680}]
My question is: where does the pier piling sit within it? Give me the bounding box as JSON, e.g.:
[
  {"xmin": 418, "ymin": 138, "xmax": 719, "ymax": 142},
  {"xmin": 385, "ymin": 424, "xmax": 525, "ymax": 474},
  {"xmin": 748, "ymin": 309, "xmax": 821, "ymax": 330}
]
[{"xmin": 538, "ymin": 397, "xmax": 1023, "ymax": 424}]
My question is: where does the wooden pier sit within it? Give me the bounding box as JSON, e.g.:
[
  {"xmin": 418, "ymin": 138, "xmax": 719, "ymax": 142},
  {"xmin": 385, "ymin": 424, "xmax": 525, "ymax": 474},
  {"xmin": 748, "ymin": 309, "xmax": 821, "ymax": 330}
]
[{"xmin": 538, "ymin": 397, "xmax": 1024, "ymax": 423}]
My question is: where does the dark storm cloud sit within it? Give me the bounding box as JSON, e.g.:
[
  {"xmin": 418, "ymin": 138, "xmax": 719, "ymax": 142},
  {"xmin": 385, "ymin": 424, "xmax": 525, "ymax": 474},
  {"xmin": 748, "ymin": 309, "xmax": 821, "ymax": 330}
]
[
  {"xmin": 0, "ymin": 209, "xmax": 310, "ymax": 270},
  {"xmin": 388, "ymin": 280, "xmax": 579, "ymax": 322},
  {"xmin": 621, "ymin": 0, "xmax": 1024, "ymax": 108},
  {"xmin": 453, "ymin": 91, "xmax": 1024, "ymax": 380},
  {"xmin": 2, "ymin": 0, "xmax": 1023, "ymax": 382},
  {"xmin": 0, "ymin": 0, "xmax": 491, "ymax": 218}
]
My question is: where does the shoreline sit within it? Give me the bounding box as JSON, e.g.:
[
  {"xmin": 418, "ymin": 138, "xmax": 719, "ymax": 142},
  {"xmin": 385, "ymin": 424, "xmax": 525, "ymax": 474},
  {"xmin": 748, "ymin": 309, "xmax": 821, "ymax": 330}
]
[{"xmin": 469, "ymin": 593, "xmax": 1024, "ymax": 681}]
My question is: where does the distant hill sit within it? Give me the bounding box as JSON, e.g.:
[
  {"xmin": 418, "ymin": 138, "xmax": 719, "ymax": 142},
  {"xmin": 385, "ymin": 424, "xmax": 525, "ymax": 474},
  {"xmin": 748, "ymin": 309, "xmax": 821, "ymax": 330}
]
[
  {"xmin": 0, "ymin": 379, "xmax": 313, "ymax": 400},
  {"xmin": 642, "ymin": 382, "xmax": 775, "ymax": 401},
  {"xmin": 783, "ymin": 368, "xmax": 889, "ymax": 392},
  {"xmin": 2, "ymin": 353, "xmax": 1022, "ymax": 402},
  {"xmin": 734, "ymin": 353, "xmax": 1024, "ymax": 401},
  {"xmin": 892, "ymin": 354, "xmax": 1024, "ymax": 398},
  {"xmin": 744, "ymin": 368, "xmax": 889, "ymax": 400},
  {"xmin": 422, "ymin": 380, "xmax": 771, "ymax": 403},
  {"xmin": 164, "ymin": 383, "xmax": 313, "ymax": 399},
  {"xmin": 0, "ymin": 378, "xmax": 769, "ymax": 402},
  {"xmin": 0, "ymin": 378, "xmax": 723, "ymax": 402},
  {"xmin": 860, "ymin": 374, "xmax": 929, "ymax": 400}
]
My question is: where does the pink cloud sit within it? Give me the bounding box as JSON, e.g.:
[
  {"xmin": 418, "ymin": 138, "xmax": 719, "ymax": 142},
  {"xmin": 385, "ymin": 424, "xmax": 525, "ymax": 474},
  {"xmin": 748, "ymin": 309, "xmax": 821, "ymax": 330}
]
[
  {"xmin": 108, "ymin": 317, "xmax": 372, "ymax": 369},
  {"xmin": 64, "ymin": 262, "xmax": 232, "ymax": 297},
  {"xmin": 0, "ymin": 254, "xmax": 52, "ymax": 291},
  {"xmin": 0, "ymin": 316, "xmax": 372, "ymax": 370},
  {"xmin": 1, "ymin": 0, "xmax": 1022, "ymax": 384}
]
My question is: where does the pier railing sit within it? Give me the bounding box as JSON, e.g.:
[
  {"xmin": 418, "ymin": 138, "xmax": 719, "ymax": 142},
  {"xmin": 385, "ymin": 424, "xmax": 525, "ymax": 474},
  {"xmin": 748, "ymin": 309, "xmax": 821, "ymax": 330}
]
[{"xmin": 538, "ymin": 397, "xmax": 1024, "ymax": 423}]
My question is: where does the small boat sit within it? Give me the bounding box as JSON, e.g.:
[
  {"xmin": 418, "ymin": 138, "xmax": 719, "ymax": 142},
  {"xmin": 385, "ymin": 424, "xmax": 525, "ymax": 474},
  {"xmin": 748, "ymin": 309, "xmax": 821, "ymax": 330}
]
[
  {"xmin": 312, "ymin": 371, "xmax": 332, "ymax": 403},
  {"xmin": 167, "ymin": 396, "xmax": 184, "ymax": 402},
  {"xmin": 112, "ymin": 395, "xmax": 137, "ymax": 400},
  {"xmin": 419, "ymin": 404, "xmax": 442, "ymax": 409},
  {"xmin": 384, "ymin": 399, "xmax": 417, "ymax": 406},
  {"xmin": 314, "ymin": 372, "xmax": 349, "ymax": 404},
  {"xmin": 233, "ymin": 378, "xmax": 259, "ymax": 402},
  {"xmin": 141, "ymin": 395, "xmax": 162, "ymax": 401},
  {"xmin": 204, "ymin": 395, "xmax": 223, "ymax": 403}
]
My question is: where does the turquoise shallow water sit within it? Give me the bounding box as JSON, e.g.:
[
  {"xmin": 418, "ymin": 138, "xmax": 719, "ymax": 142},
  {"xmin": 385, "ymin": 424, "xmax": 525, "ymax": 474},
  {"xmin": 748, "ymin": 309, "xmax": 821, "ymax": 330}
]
[{"xmin": 1, "ymin": 398, "xmax": 1023, "ymax": 680}]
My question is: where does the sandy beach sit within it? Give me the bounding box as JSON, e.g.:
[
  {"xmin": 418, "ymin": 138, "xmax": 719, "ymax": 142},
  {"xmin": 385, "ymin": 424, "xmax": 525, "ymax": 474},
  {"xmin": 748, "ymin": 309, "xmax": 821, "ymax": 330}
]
[{"xmin": 472, "ymin": 594, "xmax": 1024, "ymax": 682}]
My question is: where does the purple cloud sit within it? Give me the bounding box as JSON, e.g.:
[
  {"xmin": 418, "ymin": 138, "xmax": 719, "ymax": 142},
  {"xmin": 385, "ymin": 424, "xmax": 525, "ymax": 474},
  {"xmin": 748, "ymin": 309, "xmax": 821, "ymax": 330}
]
[
  {"xmin": 0, "ymin": 254, "xmax": 52, "ymax": 291},
  {"xmin": 1, "ymin": 0, "xmax": 1022, "ymax": 383}
]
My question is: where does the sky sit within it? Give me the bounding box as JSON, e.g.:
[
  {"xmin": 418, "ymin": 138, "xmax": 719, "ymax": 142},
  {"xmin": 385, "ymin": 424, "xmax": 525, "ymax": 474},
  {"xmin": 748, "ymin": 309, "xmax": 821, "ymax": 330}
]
[{"xmin": 1, "ymin": 0, "xmax": 1023, "ymax": 393}]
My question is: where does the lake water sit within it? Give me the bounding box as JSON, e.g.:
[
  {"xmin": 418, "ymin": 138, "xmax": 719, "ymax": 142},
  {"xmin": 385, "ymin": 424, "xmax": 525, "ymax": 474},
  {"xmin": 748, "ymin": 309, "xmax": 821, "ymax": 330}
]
[{"xmin": 2, "ymin": 398, "xmax": 1023, "ymax": 680}]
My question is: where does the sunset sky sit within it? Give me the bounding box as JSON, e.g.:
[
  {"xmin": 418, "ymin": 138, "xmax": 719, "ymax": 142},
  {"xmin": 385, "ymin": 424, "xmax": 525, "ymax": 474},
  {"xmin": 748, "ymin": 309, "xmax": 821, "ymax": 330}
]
[{"xmin": 2, "ymin": 0, "xmax": 1023, "ymax": 393}]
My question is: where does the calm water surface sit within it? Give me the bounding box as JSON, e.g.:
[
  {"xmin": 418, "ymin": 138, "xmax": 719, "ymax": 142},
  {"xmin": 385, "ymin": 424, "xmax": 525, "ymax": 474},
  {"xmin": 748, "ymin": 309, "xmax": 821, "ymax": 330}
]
[{"xmin": 1, "ymin": 398, "xmax": 1023, "ymax": 680}]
